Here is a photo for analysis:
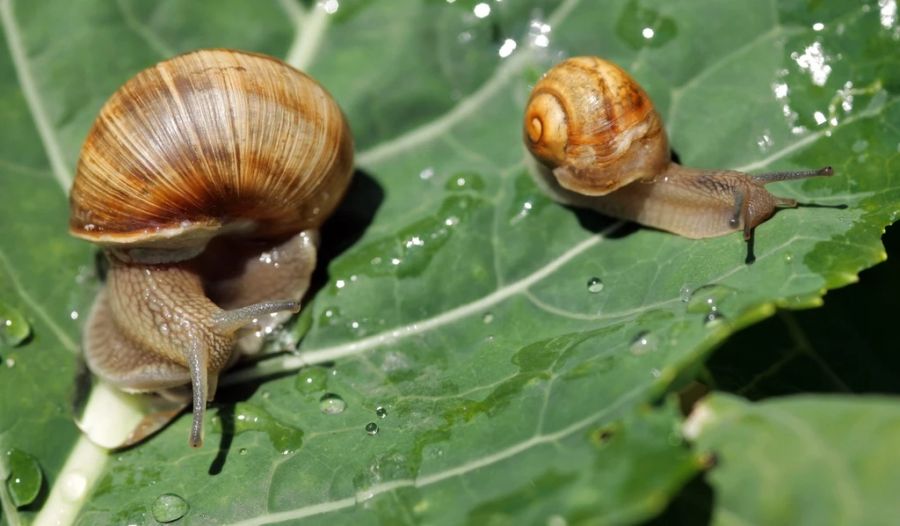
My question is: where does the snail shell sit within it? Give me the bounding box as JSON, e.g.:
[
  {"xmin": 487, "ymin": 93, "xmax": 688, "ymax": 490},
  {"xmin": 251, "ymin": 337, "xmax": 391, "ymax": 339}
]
[
  {"xmin": 524, "ymin": 56, "xmax": 669, "ymax": 196},
  {"xmin": 70, "ymin": 48, "xmax": 353, "ymax": 263}
]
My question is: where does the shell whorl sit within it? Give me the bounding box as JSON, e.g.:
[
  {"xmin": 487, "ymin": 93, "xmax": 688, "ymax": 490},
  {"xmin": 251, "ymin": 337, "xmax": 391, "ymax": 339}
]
[
  {"xmin": 523, "ymin": 56, "xmax": 670, "ymax": 195},
  {"xmin": 69, "ymin": 49, "xmax": 353, "ymax": 257}
]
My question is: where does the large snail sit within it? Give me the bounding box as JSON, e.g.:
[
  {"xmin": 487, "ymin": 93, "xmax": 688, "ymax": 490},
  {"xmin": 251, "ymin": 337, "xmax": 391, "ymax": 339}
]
[
  {"xmin": 524, "ymin": 56, "xmax": 832, "ymax": 245},
  {"xmin": 69, "ymin": 49, "xmax": 354, "ymax": 447}
]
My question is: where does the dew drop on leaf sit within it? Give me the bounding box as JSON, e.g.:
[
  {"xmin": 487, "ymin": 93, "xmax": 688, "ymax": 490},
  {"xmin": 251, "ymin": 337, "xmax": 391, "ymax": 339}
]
[
  {"xmin": 3, "ymin": 448, "xmax": 42, "ymax": 507},
  {"xmin": 482, "ymin": 312, "xmax": 494, "ymax": 324},
  {"xmin": 375, "ymin": 406, "xmax": 388, "ymax": 418},
  {"xmin": 151, "ymin": 493, "xmax": 189, "ymax": 523},
  {"xmin": 365, "ymin": 422, "xmax": 379, "ymax": 435},
  {"xmin": 319, "ymin": 393, "xmax": 347, "ymax": 415},
  {"xmin": 679, "ymin": 285, "xmax": 692, "ymax": 303},
  {"xmin": 586, "ymin": 277, "xmax": 604, "ymax": 293},
  {"xmin": 614, "ymin": 0, "xmax": 678, "ymax": 50},
  {"xmin": 231, "ymin": 403, "xmax": 304, "ymax": 451},
  {"xmin": 704, "ymin": 309, "xmax": 726, "ymax": 326},
  {"xmin": 319, "ymin": 306, "xmax": 342, "ymax": 326},
  {"xmin": 0, "ymin": 301, "xmax": 30, "ymax": 347},
  {"xmin": 686, "ymin": 284, "xmax": 734, "ymax": 314},
  {"xmin": 629, "ymin": 331, "xmax": 657, "ymax": 355},
  {"xmin": 295, "ymin": 366, "xmax": 328, "ymax": 394}
]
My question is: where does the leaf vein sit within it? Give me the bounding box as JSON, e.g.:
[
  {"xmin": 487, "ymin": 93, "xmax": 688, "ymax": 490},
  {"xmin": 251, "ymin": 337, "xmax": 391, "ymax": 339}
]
[
  {"xmin": 355, "ymin": 0, "xmax": 582, "ymax": 167},
  {"xmin": 283, "ymin": 0, "xmax": 329, "ymax": 71},
  {"xmin": 228, "ymin": 384, "xmax": 645, "ymax": 526},
  {"xmin": 0, "ymin": 0, "xmax": 73, "ymax": 192}
]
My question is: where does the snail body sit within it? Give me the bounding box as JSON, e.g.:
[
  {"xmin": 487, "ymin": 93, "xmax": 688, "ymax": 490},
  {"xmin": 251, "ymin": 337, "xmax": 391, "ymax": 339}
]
[
  {"xmin": 524, "ymin": 56, "xmax": 832, "ymax": 240},
  {"xmin": 70, "ymin": 49, "xmax": 353, "ymax": 447}
]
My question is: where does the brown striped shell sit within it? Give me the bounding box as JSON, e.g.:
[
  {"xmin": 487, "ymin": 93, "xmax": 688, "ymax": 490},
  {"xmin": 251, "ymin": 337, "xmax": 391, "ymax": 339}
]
[
  {"xmin": 69, "ymin": 49, "xmax": 353, "ymax": 262},
  {"xmin": 523, "ymin": 56, "xmax": 669, "ymax": 196}
]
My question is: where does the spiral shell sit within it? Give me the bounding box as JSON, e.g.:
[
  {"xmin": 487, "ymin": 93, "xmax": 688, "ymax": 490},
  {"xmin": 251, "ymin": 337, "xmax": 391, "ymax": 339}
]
[
  {"xmin": 69, "ymin": 49, "xmax": 353, "ymax": 261},
  {"xmin": 523, "ymin": 56, "xmax": 669, "ymax": 195}
]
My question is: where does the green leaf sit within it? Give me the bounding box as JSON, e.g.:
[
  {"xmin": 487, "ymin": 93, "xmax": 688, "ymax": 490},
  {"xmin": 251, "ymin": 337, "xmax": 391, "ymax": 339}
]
[
  {"xmin": 686, "ymin": 393, "xmax": 900, "ymax": 525},
  {"xmin": 0, "ymin": 0, "xmax": 897, "ymax": 524}
]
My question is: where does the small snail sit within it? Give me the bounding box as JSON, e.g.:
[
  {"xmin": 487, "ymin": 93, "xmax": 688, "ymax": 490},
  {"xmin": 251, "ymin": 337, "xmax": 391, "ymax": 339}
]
[
  {"xmin": 69, "ymin": 49, "xmax": 353, "ymax": 447},
  {"xmin": 524, "ymin": 56, "xmax": 832, "ymax": 244}
]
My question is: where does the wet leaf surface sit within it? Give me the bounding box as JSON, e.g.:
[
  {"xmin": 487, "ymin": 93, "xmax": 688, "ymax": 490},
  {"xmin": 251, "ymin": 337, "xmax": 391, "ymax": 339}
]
[
  {"xmin": 0, "ymin": 0, "xmax": 898, "ymax": 524},
  {"xmin": 688, "ymin": 394, "xmax": 900, "ymax": 525}
]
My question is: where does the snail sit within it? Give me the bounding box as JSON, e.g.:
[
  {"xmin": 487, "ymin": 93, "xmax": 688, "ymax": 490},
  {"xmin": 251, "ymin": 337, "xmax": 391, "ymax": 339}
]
[
  {"xmin": 524, "ymin": 56, "xmax": 832, "ymax": 246},
  {"xmin": 69, "ymin": 49, "xmax": 354, "ymax": 447}
]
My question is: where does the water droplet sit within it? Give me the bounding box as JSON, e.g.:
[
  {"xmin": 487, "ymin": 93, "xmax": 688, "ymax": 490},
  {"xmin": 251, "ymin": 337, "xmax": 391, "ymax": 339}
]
[
  {"xmin": 320, "ymin": 0, "xmax": 339, "ymax": 15},
  {"xmin": 756, "ymin": 130, "xmax": 774, "ymax": 152},
  {"xmin": 615, "ymin": 0, "xmax": 678, "ymax": 50},
  {"xmin": 4, "ymin": 449, "xmax": 42, "ymax": 507},
  {"xmin": 5, "ymin": 358, "xmax": 15, "ymax": 368},
  {"xmin": 151, "ymin": 493, "xmax": 189, "ymax": 523},
  {"xmin": 482, "ymin": 312, "xmax": 494, "ymax": 324},
  {"xmin": 444, "ymin": 172, "xmax": 485, "ymax": 192},
  {"xmin": 320, "ymin": 306, "xmax": 342, "ymax": 326},
  {"xmin": 687, "ymin": 284, "xmax": 735, "ymax": 325},
  {"xmin": 231, "ymin": 403, "xmax": 304, "ymax": 451},
  {"xmin": 295, "ymin": 366, "xmax": 328, "ymax": 394},
  {"xmin": 704, "ymin": 310, "xmax": 726, "ymax": 326},
  {"xmin": 528, "ymin": 19, "xmax": 552, "ymax": 48},
  {"xmin": 239, "ymin": 448, "xmax": 248, "ymax": 455},
  {"xmin": 679, "ymin": 285, "xmax": 692, "ymax": 303},
  {"xmin": 419, "ymin": 167, "xmax": 435, "ymax": 180},
  {"xmin": 784, "ymin": 253, "xmax": 794, "ymax": 263},
  {"xmin": 498, "ymin": 38, "xmax": 517, "ymax": 58},
  {"xmin": 365, "ymin": 422, "xmax": 379, "ymax": 435},
  {"xmin": 629, "ymin": 331, "xmax": 657, "ymax": 355},
  {"xmin": 319, "ymin": 393, "xmax": 347, "ymax": 415},
  {"xmin": 586, "ymin": 277, "xmax": 604, "ymax": 293},
  {"xmin": 879, "ymin": 0, "xmax": 898, "ymax": 28},
  {"xmin": 791, "ymin": 41, "xmax": 832, "ymax": 86},
  {"xmin": 650, "ymin": 368, "xmax": 662, "ymax": 378},
  {"xmin": 375, "ymin": 406, "xmax": 388, "ymax": 418},
  {"xmin": 473, "ymin": 2, "xmax": 490, "ymax": 18},
  {"xmin": 0, "ymin": 302, "xmax": 30, "ymax": 347},
  {"xmin": 686, "ymin": 284, "xmax": 734, "ymax": 314},
  {"xmin": 404, "ymin": 236, "xmax": 425, "ymax": 249}
]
